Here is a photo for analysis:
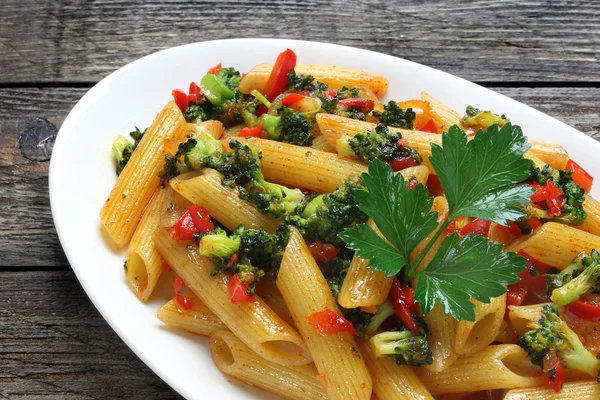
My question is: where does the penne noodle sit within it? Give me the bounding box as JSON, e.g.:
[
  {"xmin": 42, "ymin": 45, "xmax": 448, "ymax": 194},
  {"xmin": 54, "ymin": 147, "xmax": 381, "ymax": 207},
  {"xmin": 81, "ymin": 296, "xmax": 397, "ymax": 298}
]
[
  {"xmin": 422, "ymin": 304, "xmax": 458, "ymax": 373},
  {"xmin": 357, "ymin": 339, "xmax": 434, "ymax": 400},
  {"xmin": 256, "ymin": 275, "xmax": 296, "ymax": 328},
  {"xmin": 239, "ymin": 63, "xmax": 389, "ymax": 97},
  {"xmin": 210, "ymin": 331, "xmax": 328, "ymax": 400},
  {"xmin": 170, "ymin": 169, "xmax": 280, "ymax": 233},
  {"xmin": 507, "ymin": 222, "xmax": 600, "ymax": 269},
  {"xmin": 503, "ymin": 380, "xmax": 600, "ymax": 399},
  {"xmin": 232, "ymin": 137, "xmax": 367, "ymax": 193},
  {"xmin": 420, "ymin": 92, "xmax": 462, "ymax": 133},
  {"xmin": 125, "ymin": 186, "xmax": 173, "ymax": 301},
  {"xmin": 100, "ymin": 101, "xmax": 187, "ymax": 248},
  {"xmin": 157, "ymin": 295, "xmax": 227, "ymax": 336},
  {"xmin": 508, "ymin": 303, "xmax": 548, "ymax": 336},
  {"xmin": 416, "ymin": 345, "xmax": 545, "ymax": 394},
  {"xmin": 454, "ymin": 295, "xmax": 506, "ymax": 356},
  {"xmin": 153, "ymin": 228, "xmax": 311, "ymax": 366},
  {"xmin": 581, "ymin": 194, "xmax": 600, "ymax": 236},
  {"xmin": 277, "ymin": 229, "xmax": 372, "ymax": 400},
  {"xmin": 310, "ymin": 134, "xmax": 336, "ymax": 152},
  {"xmin": 186, "ymin": 120, "xmax": 224, "ymax": 140},
  {"xmin": 494, "ymin": 320, "xmax": 520, "ymax": 344}
]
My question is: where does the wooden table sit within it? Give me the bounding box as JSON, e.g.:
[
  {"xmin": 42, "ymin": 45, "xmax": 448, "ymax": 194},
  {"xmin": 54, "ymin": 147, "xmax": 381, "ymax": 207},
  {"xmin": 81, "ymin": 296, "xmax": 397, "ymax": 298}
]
[{"xmin": 1, "ymin": 1, "xmax": 599, "ymax": 398}]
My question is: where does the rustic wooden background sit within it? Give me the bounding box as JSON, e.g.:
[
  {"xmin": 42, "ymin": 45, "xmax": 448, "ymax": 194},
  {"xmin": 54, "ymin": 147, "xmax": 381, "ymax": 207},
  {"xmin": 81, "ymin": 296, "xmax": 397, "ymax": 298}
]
[{"xmin": 1, "ymin": 0, "xmax": 599, "ymax": 398}]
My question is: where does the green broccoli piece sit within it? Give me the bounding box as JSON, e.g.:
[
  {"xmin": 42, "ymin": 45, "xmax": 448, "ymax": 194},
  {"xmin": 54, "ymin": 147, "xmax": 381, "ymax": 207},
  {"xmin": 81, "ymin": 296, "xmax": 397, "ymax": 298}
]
[
  {"xmin": 112, "ymin": 127, "xmax": 146, "ymax": 176},
  {"xmin": 199, "ymin": 228, "xmax": 240, "ymax": 260},
  {"xmin": 342, "ymin": 123, "xmax": 422, "ymax": 165},
  {"xmin": 184, "ymin": 138, "xmax": 223, "ymax": 171},
  {"xmin": 286, "ymin": 174, "xmax": 368, "ymax": 246},
  {"xmin": 369, "ymin": 318, "xmax": 433, "ymax": 367},
  {"xmin": 549, "ymin": 250, "xmax": 600, "ymax": 305},
  {"xmin": 460, "ymin": 105, "xmax": 509, "ymax": 129},
  {"xmin": 519, "ymin": 304, "xmax": 600, "ymax": 379},
  {"xmin": 158, "ymin": 138, "xmax": 198, "ymax": 181},
  {"xmin": 373, "ymin": 101, "xmax": 415, "ymax": 129},
  {"xmin": 183, "ymin": 102, "xmax": 211, "ymax": 123},
  {"xmin": 201, "ymin": 67, "xmax": 243, "ymax": 107},
  {"xmin": 262, "ymin": 107, "xmax": 314, "ymax": 146},
  {"xmin": 344, "ymin": 300, "xmax": 395, "ymax": 337},
  {"xmin": 238, "ymin": 225, "xmax": 291, "ymax": 270},
  {"xmin": 286, "ymin": 69, "xmax": 328, "ymax": 93},
  {"xmin": 321, "ymin": 248, "xmax": 354, "ymax": 298}
]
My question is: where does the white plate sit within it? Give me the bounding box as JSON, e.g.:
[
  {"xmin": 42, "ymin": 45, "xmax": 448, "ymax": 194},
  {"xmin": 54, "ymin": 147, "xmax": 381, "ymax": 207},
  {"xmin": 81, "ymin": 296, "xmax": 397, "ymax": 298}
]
[{"xmin": 49, "ymin": 38, "xmax": 600, "ymax": 399}]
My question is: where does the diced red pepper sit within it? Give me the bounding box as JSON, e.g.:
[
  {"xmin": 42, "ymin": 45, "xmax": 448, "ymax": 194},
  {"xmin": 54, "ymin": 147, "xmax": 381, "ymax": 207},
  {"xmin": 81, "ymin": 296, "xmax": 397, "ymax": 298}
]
[
  {"xmin": 443, "ymin": 220, "xmax": 458, "ymax": 237},
  {"xmin": 566, "ymin": 159, "xmax": 593, "ymax": 193},
  {"xmin": 188, "ymin": 205, "xmax": 214, "ymax": 233},
  {"xmin": 323, "ymin": 88, "xmax": 337, "ymax": 100},
  {"xmin": 305, "ymin": 308, "xmax": 357, "ymax": 335},
  {"xmin": 173, "ymin": 277, "xmax": 193, "ymax": 311},
  {"xmin": 459, "ymin": 219, "xmax": 491, "ymax": 237},
  {"xmin": 390, "ymin": 280, "xmax": 418, "ymax": 333},
  {"xmin": 387, "ymin": 157, "xmax": 417, "ymax": 172},
  {"xmin": 309, "ymin": 241, "xmax": 341, "ymax": 262},
  {"xmin": 543, "ymin": 357, "xmax": 565, "ymax": 392},
  {"xmin": 207, "ymin": 62, "xmax": 222, "ymax": 75},
  {"xmin": 281, "ymin": 93, "xmax": 304, "ymax": 106},
  {"xmin": 228, "ymin": 274, "xmax": 256, "ymax": 303},
  {"xmin": 264, "ymin": 49, "xmax": 297, "ymax": 102},
  {"xmin": 526, "ymin": 217, "xmax": 543, "ymax": 230},
  {"xmin": 238, "ymin": 125, "xmax": 264, "ymax": 138},
  {"xmin": 565, "ymin": 300, "xmax": 600, "ymax": 321},
  {"xmin": 172, "ymin": 88, "xmax": 189, "ymax": 111},
  {"xmin": 187, "ymin": 82, "xmax": 202, "ymax": 103},
  {"xmin": 496, "ymin": 221, "xmax": 523, "ymax": 236},
  {"xmin": 408, "ymin": 179, "xmax": 418, "ymax": 190},
  {"xmin": 543, "ymin": 179, "xmax": 566, "ymax": 217},
  {"xmin": 509, "ymin": 250, "xmax": 554, "ymax": 302},
  {"xmin": 298, "ymin": 90, "xmax": 310, "ymax": 96},
  {"xmin": 506, "ymin": 283, "xmax": 529, "ymax": 307},
  {"xmin": 338, "ymin": 98, "xmax": 375, "ymax": 112},
  {"xmin": 426, "ymin": 174, "xmax": 443, "ymax": 197},
  {"xmin": 420, "ymin": 119, "xmax": 438, "ymax": 134},
  {"xmin": 529, "ymin": 182, "xmax": 547, "ymax": 203},
  {"xmin": 173, "ymin": 205, "xmax": 214, "ymax": 240}
]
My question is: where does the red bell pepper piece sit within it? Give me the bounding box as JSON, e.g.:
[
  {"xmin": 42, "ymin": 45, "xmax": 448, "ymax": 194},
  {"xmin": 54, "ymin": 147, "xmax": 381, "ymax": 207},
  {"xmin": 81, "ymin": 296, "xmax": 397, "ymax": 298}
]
[
  {"xmin": 506, "ymin": 283, "xmax": 529, "ymax": 307},
  {"xmin": 228, "ymin": 274, "xmax": 256, "ymax": 303},
  {"xmin": 188, "ymin": 205, "xmax": 214, "ymax": 233},
  {"xmin": 338, "ymin": 98, "xmax": 375, "ymax": 111},
  {"xmin": 173, "ymin": 205, "xmax": 214, "ymax": 240},
  {"xmin": 387, "ymin": 156, "xmax": 417, "ymax": 172},
  {"xmin": 172, "ymin": 88, "xmax": 189, "ymax": 111},
  {"xmin": 187, "ymin": 82, "xmax": 202, "ymax": 104},
  {"xmin": 426, "ymin": 174, "xmax": 443, "ymax": 197},
  {"xmin": 207, "ymin": 62, "xmax": 222, "ymax": 75},
  {"xmin": 544, "ymin": 357, "xmax": 565, "ymax": 392},
  {"xmin": 566, "ymin": 159, "xmax": 593, "ymax": 193},
  {"xmin": 173, "ymin": 277, "xmax": 193, "ymax": 310},
  {"xmin": 238, "ymin": 125, "xmax": 264, "ymax": 138},
  {"xmin": 281, "ymin": 93, "xmax": 304, "ymax": 107},
  {"xmin": 390, "ymin": 280, "xmax": 418, "ymax": 333},
  {"xmin": 565, "ymin": 300, "xmax": 600, "ymax": 321},
  {"xmin": 529, "ymin": 182, "xmax": 547, "ymax": 203},
  {"xmin": 459, "ymin": 219, "xmax": 491, "ymax": 237},
  {"xmin": 526, "ymin": 217, "xmax": 543, "ymax": 230},
  {"xmin": 496, "ymin": 221, "xmax": 524, "ymax": 236},
  {"xmin": 420, "ymin": 118, "xmax": 438, "ymax": 133},
  {"xmin": 323, "ymin": 88, "xmax": 337, "ymax": 100},
  {"xmin": 305, "ymin": 308, "xmax": 357, "ymax": 335},
  {"xmin": 408, "ymin": 179, "xmax": 418, "ymax": 190},
  {"xmin": 309, "ymin": 241, "xmax": 341, "ymax": 262},
  {"xmin": 506, "ymin": 250, "xmax": 554, "ymax": 305},
  {"xmin": 264, "ymin": 49, "xmax": 297, "ymax": 102},
  {"xmin": 443, "ymin": 220, "xmax": 458, "ymax": 237},
  {"xmin": 543, "ymin": 179, "xmax": 566, "ymax": 217}
]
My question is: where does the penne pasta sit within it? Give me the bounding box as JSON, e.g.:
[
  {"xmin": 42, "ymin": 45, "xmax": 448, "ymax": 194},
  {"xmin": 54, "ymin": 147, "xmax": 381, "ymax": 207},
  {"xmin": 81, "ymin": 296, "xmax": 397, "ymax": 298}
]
[
  {"xmin": 581, "ymin": 194, "xmax": 600, "ymax": 236},
  {"xmin": 420, "ymin": 92, "xmax": 462, "ymax": 133},
  {"xmin": 100, "ymin": 101, "xmax": 187, "ymax": 248},
  {"xmin": 170, "ymin": 169, "xmax": 280, "ymax": 233},
  {"xmin": 508, "ymin": 303, "xmax": 548, "ymax": 336},
  {"xmin": 416, "ymin": 345, "xmax": 545, "ymax": 394},
  {"xmin": 186, "ymin": 120, "xmax": 224, "ymax": 140},
  {"xmin": 454, "ymin": 295, "xmax": 506, "ymax": 356},
  {"xmin": 239, "ymin": 63, "xmax": 389, "ymax": 97},
  {"xmin": 503, "ymin": 380, "xmax": 600, "ymax": 399},
  {"xmin": 125, "ymin": 186, "xmax": 173, "ymax": 301},
  {"xmin": 153, "ymin": 228, "xmax": 311, "ymax": 366},
  {"xmin": 157, "ymin": 295, "xmax": 227, "ymax": 336},
  {"xmin": 422, "ymin": 304, "xmax": 458, "ymax": 372},
  {"xmin": 310, "ymin": 134, "xmax": 335, "ymax": 152},
  {"xmin": 210, "ymin": 330, "xmax": 328, "ymax": 400},
  {"xmin": 277, "ymin": 229, "xmax": 372, "ymax": 400}
]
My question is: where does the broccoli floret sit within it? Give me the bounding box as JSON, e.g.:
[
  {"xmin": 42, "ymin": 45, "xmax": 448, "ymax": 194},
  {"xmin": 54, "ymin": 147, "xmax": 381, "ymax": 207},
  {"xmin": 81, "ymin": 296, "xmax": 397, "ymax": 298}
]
[
  {"xmin": 286, "ymin": 69, "xmax": 328, "ymax": 93},
  {"xmin": 460, "ymin": 105, "xmax": 509, "ymax": 129},
  {"xmin": 183, "ymin": 102, "xmax": 211, "ymax": 123},
  {"xmin": 240, "ymin": 180, "xmax": 305, "ymax": 219},
  {"xmin": 158, "ymin": 138, "xmax": 198, "ymax": 182},
  {"xmin": 527, "ymin": 164, "xmax": 587, "ymax": 225},
  {"xmin": 342, "ymin": 123, "xmax": 422, "ymax": 165},
  {"xmin": 373, "ymin": 101, "xmax": 415, "ymax": 129},
  {"xmin": 286, "ymin": 174, "xmax": 368, "ymax": 246},
  {"xmin": 549, "ymin": 250, "xmax": 600, "ymax": 305},
  {"xmin": 519, "ymin": 304, "xmax": 600, "ymax": 379},
  {"xmin": 238, "ymin": 225, "xmax": 291, "ymax": 269},
  {"xmin": 199, "ymin": 228, "xmax": 240, "ymax": 260},
  {"xmin": 184, "ymin": 138, "xmax": 222, "ymax": 171},
  {"xmin": 369, "ymin": 318, "xmax": 433, "ymax": 367},
  {"xmin": 262, "ymin": 107, "xmax": 314, "ymax": 146},
  {"xmin": 201, "ymin": 67, "xmax": 243, "ymax": 107},
  {"xmin": 321, "ymin": 248, "xmax": 354, "ymax": 297},
  {"xmin": 344, "ymin": 300, "xmax": 395, "ymax": 337},
  {"xmin": 112, "ymin": 127, "xmax": 146, "ymax": 175}
]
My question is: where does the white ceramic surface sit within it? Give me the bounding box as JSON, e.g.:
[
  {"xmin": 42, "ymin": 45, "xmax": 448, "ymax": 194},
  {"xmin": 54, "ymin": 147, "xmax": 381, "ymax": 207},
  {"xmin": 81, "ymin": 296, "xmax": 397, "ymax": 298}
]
[{"xmin": 49, "ymin": 38, "xmax": 600, "ymax": 400}]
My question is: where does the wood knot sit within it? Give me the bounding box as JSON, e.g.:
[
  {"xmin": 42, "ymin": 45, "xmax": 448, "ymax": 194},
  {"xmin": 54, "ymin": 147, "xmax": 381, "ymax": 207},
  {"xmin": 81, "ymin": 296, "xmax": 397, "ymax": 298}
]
[{"xmin": 18, "ymin": 117, "xmax": 57, "ymax": 162}]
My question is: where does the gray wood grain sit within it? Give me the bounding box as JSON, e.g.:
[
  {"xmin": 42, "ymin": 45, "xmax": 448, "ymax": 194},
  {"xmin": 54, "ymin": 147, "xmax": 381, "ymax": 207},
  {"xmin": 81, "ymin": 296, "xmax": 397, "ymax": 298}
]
[{"xmin": 1, "ymin": 0, "xmax": 599, "ymax": 83}]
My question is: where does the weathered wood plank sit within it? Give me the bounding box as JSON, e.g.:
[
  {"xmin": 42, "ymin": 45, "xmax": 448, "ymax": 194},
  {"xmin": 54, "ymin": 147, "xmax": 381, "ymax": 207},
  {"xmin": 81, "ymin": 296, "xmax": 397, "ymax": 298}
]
[
  {"xmin": 0, "ymin": 86, "xmax": 598, "ymax": 268},
  {"xmin": 0, "ymin": 270, "xmax": 182, "ymax": 399},
  {"xmin": 1, "ymin": 0, "xmax": 599, "ymax": 83}
]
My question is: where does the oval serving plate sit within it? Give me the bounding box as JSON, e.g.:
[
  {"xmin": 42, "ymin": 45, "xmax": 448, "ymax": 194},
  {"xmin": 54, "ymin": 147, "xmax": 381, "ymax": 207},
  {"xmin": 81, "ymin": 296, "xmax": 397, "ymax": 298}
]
[{"xmin": 49, "ymin": 39, "xmax": 600, "ymax": 399}]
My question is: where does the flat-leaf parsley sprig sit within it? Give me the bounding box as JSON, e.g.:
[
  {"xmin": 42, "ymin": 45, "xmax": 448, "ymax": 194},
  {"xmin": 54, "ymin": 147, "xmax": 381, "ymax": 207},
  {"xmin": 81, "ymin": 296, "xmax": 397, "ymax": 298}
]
[{"xmin": 340, "ymin": 123, "xmax": 534, "ymax": 321}]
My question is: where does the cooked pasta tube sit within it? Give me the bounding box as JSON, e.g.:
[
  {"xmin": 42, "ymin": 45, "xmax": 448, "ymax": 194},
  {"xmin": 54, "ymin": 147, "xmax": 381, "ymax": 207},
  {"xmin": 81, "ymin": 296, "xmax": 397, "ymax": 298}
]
[
  {"xmin": 508, "ymin": 303, "xmax": 548, "ymax": 336},
  {"xmin": 233, "ymin": 137, "xmax": 367, "ymax": 193},
  {"xmin": 454, "ymin": 294, "xmax": 506, "ymax": 356},
  {"xmin": 507, "ymin": 222, "xmax": 600, "ymax": 269},
  {"xmin": 239, "ymin": 63, "xmax": 389, "ymax": 97},
  {"xmin": 210, "ymin": 331, "xmax": 328, "ymax": 400},
  {"xmin": 277, "ymin": 229, "xmax": 372, "ymax": 400},
  {"xmin": 186, "ymin": 120, "xmax": 224, "ymax": 140},
  {"xmin": 420, "ymin": 92, "xmax": 462, "ymax": 133},
  {"xmin": 581, "ymin": 194, "xmax": 600, "ymax": 236},
  {"xmin": 503, "ymin": 380, "xmax": 600, "ymax": 399},
  {"xmin": 100, "ymin": 101, "xmax": 187, "ymax": 248},
  {"xmin": 422, "ymin": 304, "xmax": 458, "ymax": 372},
  {"xmin": 257, "ymin": 275, "xmax": 296, "ymax": 328},
  {"xmin": 494, "ymin": 320, "xmax": 519, "ymax": 344},
  {"xmin": 338, "ymin": 167, "xmax": 429, "ymax": 309},
  {"xmin": 125, "ymin": 186, "xmax": 173, "ymax": 301},
  {"xmin": 416, "ymin": 345, "xmax": 545, "ymax": 394},
  {"xmin": 153, "ymin": 228, "xmax": 311, "ymax": 366},
  {"xmin": 357, "ymin": 339, "xmax": 434, "ymax": 400},
  {"xmin": 310, "ymin": 135, "xmax": 335, "ymax": 152},
  {"xmin": 170, "ymin": 169, "xmax": 280, "ymax": 233},
  {"xmin": 157, "ymin": 295, "xmax": 227, "ymax": 336}
]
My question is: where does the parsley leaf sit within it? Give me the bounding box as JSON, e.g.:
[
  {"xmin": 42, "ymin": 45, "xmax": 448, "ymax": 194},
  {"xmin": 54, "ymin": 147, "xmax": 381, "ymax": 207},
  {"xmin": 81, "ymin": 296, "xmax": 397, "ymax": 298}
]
[
  {"xmin": 430, "ymin": 123, "xmax": 533, "ymax": 225},
  {"xmin": 340, "ymin": 159, "xmax": 438, "ymax": 276},
  {"xmin": 414, "ymin": 233, "xmax": 526, "ymax": 320}
]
